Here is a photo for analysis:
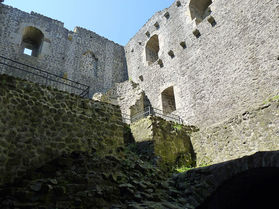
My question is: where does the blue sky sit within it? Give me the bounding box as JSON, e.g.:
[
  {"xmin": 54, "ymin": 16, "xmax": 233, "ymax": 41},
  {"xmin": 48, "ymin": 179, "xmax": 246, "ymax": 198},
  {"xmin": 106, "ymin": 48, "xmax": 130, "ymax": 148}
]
[{"xmin": 3, "ymin": 0, "xmax": 174, "ymax": 45}]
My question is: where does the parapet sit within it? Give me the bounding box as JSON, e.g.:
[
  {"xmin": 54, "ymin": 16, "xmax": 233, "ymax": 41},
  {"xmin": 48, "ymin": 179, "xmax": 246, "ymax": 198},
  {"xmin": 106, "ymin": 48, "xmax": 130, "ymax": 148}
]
[{"xmin": 30, "ymin": 11, "xmax": 64, "ymax": 27}]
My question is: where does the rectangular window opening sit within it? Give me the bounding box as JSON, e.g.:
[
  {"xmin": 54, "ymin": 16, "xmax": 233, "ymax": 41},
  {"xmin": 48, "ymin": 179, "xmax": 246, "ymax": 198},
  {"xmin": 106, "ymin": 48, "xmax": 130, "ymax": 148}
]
[{"xmin": 23, "ymin": 48, "xmax": 33, "ymax": 56}]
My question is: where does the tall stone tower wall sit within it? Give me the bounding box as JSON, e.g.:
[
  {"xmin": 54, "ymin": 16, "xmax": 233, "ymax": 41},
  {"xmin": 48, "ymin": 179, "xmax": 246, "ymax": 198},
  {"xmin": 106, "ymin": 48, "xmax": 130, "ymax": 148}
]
[
  {"xmin": 0, "ymin": 4, "xmax": 128, "ymax": 97},
  {"xmin": 125, "ymin": 0, "xmax": 279, "ymax": 127}
]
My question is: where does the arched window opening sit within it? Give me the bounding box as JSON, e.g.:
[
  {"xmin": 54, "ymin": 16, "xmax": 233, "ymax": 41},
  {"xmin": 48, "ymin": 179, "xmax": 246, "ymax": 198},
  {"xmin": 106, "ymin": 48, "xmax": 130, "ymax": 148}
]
[
  {"xmin": 189, "ymin": 0, "xmax": 212, "ymax": 24},
  {"xmin": 145, "ymin": 35, "xmax": 159, "ymax": 65},
  {"xmin": 80, "ymin": 51, "xmax": 98, "ymax": 77},
  {"xmin": 21, "ymin": 26, "xmax": 44, "ymax": 57},
  {"xmin": 161, "ymin": 86, "xmax": 176, "ymax": 114}
]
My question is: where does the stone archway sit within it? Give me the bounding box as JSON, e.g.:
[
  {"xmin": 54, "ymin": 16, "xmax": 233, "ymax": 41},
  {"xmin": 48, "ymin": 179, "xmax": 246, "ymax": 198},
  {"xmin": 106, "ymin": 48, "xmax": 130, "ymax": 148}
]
[{"xmin": 173, "ymin": 151, "xmax": 279, "ymax": 209}]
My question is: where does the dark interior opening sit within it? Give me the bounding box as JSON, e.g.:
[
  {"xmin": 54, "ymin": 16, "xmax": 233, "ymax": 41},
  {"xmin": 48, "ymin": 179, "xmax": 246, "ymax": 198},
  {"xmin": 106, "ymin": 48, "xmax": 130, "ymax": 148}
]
[{"xmin": 197, "ymin": 167, "xmax": 279, "ymax": 209}]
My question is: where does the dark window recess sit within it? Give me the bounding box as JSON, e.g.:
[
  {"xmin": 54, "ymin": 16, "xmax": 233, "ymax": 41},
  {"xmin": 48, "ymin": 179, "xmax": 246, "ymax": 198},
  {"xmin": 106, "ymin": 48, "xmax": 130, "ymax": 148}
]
[
  {"xmin": 207, "ymin": 15, "xmax": 217, "ymax": 26},
  {"xmin": 176, "ymin": 1, "xmax": 182, "ymax": 7},
  {"xmin": 164, "ymin": 12, "xmax": 170, "ymax": 19},
  {"xmin": 139, "ymin": 75, "xmax": 144, "ymax": 81},
  {"xmin": 168, "ymin": 50, "xmax": 175, "ymax": 59},
  {"xmin": 180, "ymin": 41, "xmax": 187, "ymax": 49},
  {"xmin": 154, "ymin": 22, "xmax": 160, "ymax": 30},
  {"xmin": 193, "ymin": 29, "xmax": 201, "ymax": 38},
  {"xmin": 158, "ymin": 59, "xmax": 164, "ymax": 68},
  {"xmin": 145, "ymin": 31, "xmax": 150, "ymax": 37}
]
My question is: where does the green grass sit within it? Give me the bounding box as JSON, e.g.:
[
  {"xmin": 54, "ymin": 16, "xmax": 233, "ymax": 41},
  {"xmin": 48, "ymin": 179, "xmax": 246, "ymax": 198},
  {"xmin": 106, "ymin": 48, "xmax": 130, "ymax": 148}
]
[
  {"xmin": 175, "ymin": 166, "xmax": 193, "ymax": 173},
  {"xmin": 175, "ymin": 163, "xmax": 211, "ymax": 173}
]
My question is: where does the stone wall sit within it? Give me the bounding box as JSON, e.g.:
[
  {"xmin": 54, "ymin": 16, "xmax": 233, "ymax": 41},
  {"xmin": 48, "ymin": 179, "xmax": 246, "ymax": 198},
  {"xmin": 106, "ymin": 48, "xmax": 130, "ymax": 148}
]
[
  {"xmin": 0, "ymin": 4, "xmax": 128, "ymax": 98},
  {"xmin": 98, "ymin": 80, "xmax": 149, "ymax": 123},
  {"xmin": 130, "ymin": 116, "xmax": 197, "ymax": 169},
  {"xmin": 0, "ymin": 74, "xmax": 124, "ymax": 185},
  {"xmin": 125, "ymin": 0, "xmax": 279, "ymax": 127},
  {"xmin": 191, "ymin": 96, "xmax": 279, "ymax": 165}
]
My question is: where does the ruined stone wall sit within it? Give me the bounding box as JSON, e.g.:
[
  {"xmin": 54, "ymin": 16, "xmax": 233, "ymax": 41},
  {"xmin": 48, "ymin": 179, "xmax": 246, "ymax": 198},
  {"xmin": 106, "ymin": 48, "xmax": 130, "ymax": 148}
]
[
  {"xmin": 191, "ymin": 97, "xmax": 279, "ymax": 165},
  {"xmin": 0, "ymin": 74, "xmax": 124, "ymax": 185},
  {"xmin": 130, "ymin": 116, "xmax": 197, "ymax": 169},
  {"xmin": 125, "ymin": 0, "xmax": 279, "ymax": 127},
  {"xmin": 0, "ymin": 4, "xmax": 128, "ymax": 97}
]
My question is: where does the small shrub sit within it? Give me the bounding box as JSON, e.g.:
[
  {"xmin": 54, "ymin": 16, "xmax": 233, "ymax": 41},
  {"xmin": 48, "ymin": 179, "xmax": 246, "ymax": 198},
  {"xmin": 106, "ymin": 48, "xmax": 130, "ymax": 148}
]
[{"xmin": 173, "ymin": 123, "xmax": 182, "ymax": 131}]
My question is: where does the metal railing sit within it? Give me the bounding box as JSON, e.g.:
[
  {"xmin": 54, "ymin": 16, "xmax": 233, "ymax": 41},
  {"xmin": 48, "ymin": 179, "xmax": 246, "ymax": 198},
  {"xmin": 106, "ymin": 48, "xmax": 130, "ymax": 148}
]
[
  {"xmin": 0, "ymin": 55, "xmax": 90, "ymax": 98},
  {"xmin": 123, "ymin": 106, "xmax": 183, "ymax": 124}
]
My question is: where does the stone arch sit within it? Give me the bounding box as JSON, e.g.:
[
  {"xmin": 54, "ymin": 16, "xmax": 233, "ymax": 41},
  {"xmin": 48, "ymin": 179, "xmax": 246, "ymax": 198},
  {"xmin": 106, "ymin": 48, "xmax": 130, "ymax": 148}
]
[
  {"xmin": 145, "ymin": 34, "xmax": 159, "ymax": 65},
  {"xmin": 21, "ymin": 26, "xmax": 44, "ymax": 57},
  {"xmin": 189, "ymin": 0, "xmax": 212, "ymax": 24},
  {"xmin": 80, "ymin": 51, "xmax": 98, "ymax": 77},
  {"xmin": 174, "ymin": 151, "xmax": 279, "ymax": 209},
  {"xmin": 161, "ymin": 86, "xmax": 176, "ymax": 114}
]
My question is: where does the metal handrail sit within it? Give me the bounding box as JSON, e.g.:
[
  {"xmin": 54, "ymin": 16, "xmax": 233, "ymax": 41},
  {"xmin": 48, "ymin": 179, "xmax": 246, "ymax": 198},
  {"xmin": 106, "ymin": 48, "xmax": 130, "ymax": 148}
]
[
  {"xmin": 124, "ymin": 106, "xmax": 183, "ymax": 124},
  {"xmin": 0, "ymin": 55, "xmax": 90, "ymax": 98}
]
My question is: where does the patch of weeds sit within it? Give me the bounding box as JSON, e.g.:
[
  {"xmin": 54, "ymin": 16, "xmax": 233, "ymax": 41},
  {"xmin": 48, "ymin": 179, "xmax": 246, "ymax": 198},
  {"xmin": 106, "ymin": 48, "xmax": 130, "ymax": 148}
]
[
  {"xmin": 173, "ymin": 123, "xmax": 182, "ymax": 132},
  {"xmin": 263, "ymin": 94, "xmax": 279, "ymax": 104},
  {"xmin": 175, "ymin": 165, "xmax": 193, "ymax": 173},
  {"xmin": 175, "ymin": 162, "xmax": 211, "ymax": 173}
]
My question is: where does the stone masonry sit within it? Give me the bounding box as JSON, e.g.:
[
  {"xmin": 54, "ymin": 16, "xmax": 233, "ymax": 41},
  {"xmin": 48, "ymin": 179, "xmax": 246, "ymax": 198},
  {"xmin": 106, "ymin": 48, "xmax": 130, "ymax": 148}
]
[
  {"xmin": 125, "ymin": 0, "xmax": 279, "ymax": 127},
  {"xmin": 0, "ymin": 0, "xmax": 278, "ymax": 168},
  {"xmin": 0, "ymin": 4, "xmax": 128, "ymax": 98},
  {"xmin": 0, "ymin": 74, "xmax": 124, "ymax": 185}
]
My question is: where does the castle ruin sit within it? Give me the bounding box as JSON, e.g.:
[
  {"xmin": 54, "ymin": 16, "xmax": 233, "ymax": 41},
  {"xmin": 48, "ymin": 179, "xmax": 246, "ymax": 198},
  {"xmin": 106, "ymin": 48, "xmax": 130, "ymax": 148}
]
[{"xmin": 0, "ymin": 0, "xmax": 279, "ymax": 208}]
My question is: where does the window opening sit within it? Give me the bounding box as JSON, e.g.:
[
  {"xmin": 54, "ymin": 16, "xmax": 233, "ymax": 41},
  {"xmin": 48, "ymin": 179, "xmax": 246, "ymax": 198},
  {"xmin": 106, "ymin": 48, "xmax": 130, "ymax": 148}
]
[
  {"xmin": 176, "ymin": 1, "xmax": 182, "ymax": 7},
  {"xmin": 162, "ymin": 86, "xmax": 176, "ymax": 114},
  {"xmin": 23, "ymin": 48, "xmax": 32, "ymax": 56},
  {"xmin": 21, "ymin": 26, "xmax": 44, "ymax": 57},
  {"xmin": 180, "ymin": 41, "xmax": 187, "ymax": 49},
  {"xmin": 168, "ymin": 50, "xmax": 175, "ymax": 59},
  {"xmin": 189, "ymin": 0, "xmax": 212, "ymax": 24},
  {"xmin": 154, "ymin": 22, "xmax": 160, "ymax": 30},
  {"xmin": 145, "ymin": 35, "xmax": 159, "ymax": 65},
  {"xmin": 164, "ymin": 12, "xmax": 170, "ymax": 19}
]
